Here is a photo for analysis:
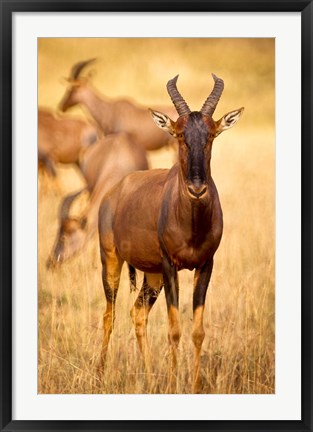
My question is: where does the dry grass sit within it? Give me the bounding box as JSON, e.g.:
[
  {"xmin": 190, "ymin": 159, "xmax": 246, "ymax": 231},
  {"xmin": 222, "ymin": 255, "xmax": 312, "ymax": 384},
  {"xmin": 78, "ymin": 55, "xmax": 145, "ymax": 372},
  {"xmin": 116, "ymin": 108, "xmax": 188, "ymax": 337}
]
[{"xmin": 38, "ymin": 38, "xmax": 275, "ymax": 394}]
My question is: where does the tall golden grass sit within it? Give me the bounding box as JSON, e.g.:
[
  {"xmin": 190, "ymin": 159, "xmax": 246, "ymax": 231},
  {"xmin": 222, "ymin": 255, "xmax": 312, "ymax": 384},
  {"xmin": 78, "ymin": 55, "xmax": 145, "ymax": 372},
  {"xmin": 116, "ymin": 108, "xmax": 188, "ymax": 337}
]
[{"xmin": 38, "ymin": 38, "xmax": 275, "ymax": 394}]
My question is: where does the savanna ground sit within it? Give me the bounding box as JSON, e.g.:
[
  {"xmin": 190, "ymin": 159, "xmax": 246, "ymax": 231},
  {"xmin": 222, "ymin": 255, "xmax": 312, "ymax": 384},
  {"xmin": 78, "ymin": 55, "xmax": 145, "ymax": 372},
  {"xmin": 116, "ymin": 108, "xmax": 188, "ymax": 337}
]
[{"xmin": 38, "ymin": 38, "xmax": 275, "ymax": 394}]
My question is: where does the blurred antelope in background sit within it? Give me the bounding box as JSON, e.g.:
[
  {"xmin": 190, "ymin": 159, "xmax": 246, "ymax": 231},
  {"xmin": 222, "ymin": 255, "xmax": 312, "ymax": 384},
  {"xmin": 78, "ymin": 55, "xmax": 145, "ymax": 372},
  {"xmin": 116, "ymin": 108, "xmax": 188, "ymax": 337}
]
[
  {"xmin": 38, "ymin": 108, "xmax": 98, "ymax": 177},
  {"xmin": 97, "ymin": 73, "xmax": 243, "ymax": 393},
  {"xmin": 47, "ymin": 131, "xmax": 148, "ymax": 268},
  {"xmin": 59, "ymin": 59, "xmax": 177, "ymax": 152}
]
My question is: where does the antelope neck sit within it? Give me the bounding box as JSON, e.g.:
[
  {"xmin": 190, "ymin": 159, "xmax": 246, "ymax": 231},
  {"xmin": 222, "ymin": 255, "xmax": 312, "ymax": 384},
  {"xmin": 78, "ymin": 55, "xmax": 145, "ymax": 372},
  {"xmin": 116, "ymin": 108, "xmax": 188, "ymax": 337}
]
[
  {"xmin": 175, "ymin": 170, "xmax": 213, "ymax": 238},
  {"xmin": 82, "ymin": 88, "xmax": 113, "ymax": 134}
]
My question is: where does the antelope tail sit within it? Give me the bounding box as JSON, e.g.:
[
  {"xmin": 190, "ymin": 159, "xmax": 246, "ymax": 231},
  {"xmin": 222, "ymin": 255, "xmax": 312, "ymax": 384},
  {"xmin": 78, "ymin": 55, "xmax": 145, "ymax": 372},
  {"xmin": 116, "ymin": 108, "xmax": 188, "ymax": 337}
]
[{"xmin": 128, "ymin": 264, "xmax": 137, "ymax": 292}]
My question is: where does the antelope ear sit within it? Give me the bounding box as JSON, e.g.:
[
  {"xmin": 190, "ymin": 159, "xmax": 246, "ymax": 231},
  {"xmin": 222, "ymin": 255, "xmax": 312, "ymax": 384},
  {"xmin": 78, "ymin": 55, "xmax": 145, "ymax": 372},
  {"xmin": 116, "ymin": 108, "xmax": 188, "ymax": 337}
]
[
  {"xmin": 149, "ymin": 109, "xmax": 176, "ymax": 136},
  {"xmin": 215, "ymin": 107, "xmax": 244, "ymax": 136},
  {"xmin": 63, "ymin": 78, "xmax": 82, "ymax": 87}
]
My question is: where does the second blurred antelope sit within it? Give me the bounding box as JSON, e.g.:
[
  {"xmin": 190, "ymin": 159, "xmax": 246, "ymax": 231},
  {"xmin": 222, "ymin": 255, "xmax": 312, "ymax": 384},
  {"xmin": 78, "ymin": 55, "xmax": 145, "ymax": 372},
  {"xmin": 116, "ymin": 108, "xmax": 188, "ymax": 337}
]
[
  {"xmin": 59, "ymin": 59, "xmax": 177, "ymax": 151},
  {"xmin": 38, "ymin": 108, "xmax": 98, "ymax": 177},
  {"xmin": 47, "ymin": 131, "xmax": 148, "ymax": 267}
]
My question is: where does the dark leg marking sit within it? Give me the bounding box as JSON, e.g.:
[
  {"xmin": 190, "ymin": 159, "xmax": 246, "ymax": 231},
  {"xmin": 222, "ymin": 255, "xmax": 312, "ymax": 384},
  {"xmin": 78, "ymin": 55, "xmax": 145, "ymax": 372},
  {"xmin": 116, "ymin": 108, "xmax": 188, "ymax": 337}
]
[
  {"xmin": 193, "ymin": 259, "xmax": 213, "ymax": 311},
  {"xmin": 162, "ymin": 255, "xmax": 181, "ymax": 391},
  {"xmin": 162, "ymin": 254, "xmax": 179, "ymax": 310},
  {"xmin": 128, "ymin": 264, "xmax": 137, "ymax": 292},
  {"xmin": 134, "ymin": 274, "xmax": 163, "ymax": 308}
]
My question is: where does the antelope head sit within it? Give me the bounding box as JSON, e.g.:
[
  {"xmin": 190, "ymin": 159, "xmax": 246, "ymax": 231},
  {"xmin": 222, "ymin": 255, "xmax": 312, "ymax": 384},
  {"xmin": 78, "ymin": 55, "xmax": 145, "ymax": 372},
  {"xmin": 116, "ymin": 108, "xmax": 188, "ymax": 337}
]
[
  {"xmin": 150, "ymin": 74, "xmax": 244, "ymax": 199},
  {"xmin": 46, "ymin": 190, "xmax": 88, "ymax": 268},
  {"xmin": 59, "ymin": 58, "xmax": 96, "ymax": 112}
]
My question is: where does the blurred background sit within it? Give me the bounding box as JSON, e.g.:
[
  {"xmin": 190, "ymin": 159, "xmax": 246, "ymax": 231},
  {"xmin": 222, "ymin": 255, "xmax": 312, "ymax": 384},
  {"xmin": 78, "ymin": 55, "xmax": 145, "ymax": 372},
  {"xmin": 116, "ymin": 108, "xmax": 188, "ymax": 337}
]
[
  {"xmin": 39, "ymin": 38, "xmax": 274, "ymax": 125},
  {"xmin": 38, "ymin": 38, "xmax": 275, "ymax": 394}
]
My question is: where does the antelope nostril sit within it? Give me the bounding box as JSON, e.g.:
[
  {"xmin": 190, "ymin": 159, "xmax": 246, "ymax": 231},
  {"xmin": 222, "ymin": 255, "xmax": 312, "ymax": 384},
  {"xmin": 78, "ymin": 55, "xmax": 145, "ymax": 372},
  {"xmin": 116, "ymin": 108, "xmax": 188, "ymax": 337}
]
[
  {"xmin": 193, "ymin": 180, "xmax": 203, "ymax": 191},
  {"xmin": 188, "ymin": 176, "xmax": 206, "ymax": 190}
]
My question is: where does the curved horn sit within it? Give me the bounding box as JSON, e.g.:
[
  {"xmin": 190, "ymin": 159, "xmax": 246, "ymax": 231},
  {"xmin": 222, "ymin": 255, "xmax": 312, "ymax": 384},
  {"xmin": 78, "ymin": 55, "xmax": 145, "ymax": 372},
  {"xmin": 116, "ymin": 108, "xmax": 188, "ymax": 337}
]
[
  {"xmin": 60, "ymin": 189, "xmax": 86, "ymax": 223},
  {"xmin": 167, "ymin": 75, "xmax": 191, "ymax": 117},
  {"xmin": 70, "ymin": 58, "xmax": 96, "ymax": 80},
  {"xmin": 201, "ymin": 73, "xmax": 224, "ymax": 117}
]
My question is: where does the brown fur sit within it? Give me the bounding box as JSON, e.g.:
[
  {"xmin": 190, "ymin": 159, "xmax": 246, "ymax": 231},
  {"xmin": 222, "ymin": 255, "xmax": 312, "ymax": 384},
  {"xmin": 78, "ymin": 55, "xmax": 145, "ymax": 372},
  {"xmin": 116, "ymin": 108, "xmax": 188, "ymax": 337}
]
[
  {"xmin": 59, "ymin": 62, "xmax": 177, "ymax": 151},
  {"xmin": 38, "ymin": 108, "xmax": 98, "ymax": 176},
  {"xmin": 98, "ymin": 76, "xmax": 244, "ymax": 392},
  {"xmin": 47, "ymin": 132, "xmax": 148, "ymax": 267}
]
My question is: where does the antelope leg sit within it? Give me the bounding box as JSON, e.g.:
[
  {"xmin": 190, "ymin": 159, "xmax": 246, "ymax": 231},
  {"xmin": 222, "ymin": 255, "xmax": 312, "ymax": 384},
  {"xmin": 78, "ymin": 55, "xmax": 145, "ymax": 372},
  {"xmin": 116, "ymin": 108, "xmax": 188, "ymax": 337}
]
[
  {"xmin": 192, "ymin": 259, "xmax": 213, "ymax": 393},
  {"xmin": 130, "ymin": 273, "xmax": 163, "ymax": 377},
  {"xmin": 98, "ymin": 243, "xmax": 123, "ymax": 374},
  {"xmin": 162, "ymin": 255, "xmax": 181, "ymax": 392}
]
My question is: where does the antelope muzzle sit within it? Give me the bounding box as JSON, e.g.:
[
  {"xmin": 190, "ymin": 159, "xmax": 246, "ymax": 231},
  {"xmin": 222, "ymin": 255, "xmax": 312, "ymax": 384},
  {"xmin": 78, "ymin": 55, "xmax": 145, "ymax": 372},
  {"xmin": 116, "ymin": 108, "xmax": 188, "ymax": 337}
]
[
  {"xmin": 187, "ymin": 177, "xmax": 208, "ymax": 199},
  {"xmin": 46, "ymin": 241, "xmax": 66, "ymax": 269}
]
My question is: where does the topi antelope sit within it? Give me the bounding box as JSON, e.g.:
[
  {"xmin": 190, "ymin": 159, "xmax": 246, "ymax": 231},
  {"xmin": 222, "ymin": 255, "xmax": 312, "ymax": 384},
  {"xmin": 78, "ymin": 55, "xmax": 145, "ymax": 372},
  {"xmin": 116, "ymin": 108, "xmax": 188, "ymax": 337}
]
[
  {"xmin": 59, "ymin": 59, "xmax": 177, "ymax": 151},
  {"xmin": 47, "ymin": 131, "xmax": 148, "ymax": 268},
  {"xmin": 98, "ymin": 74, "xmax": 243, "ymax": 393},
  {"xmin": 38, "ymin": 108, "xmax": 98, "ymax": 173},
  {"xmin": 38, "ymin": 108, "xmax": 98, "ymax": 177}
]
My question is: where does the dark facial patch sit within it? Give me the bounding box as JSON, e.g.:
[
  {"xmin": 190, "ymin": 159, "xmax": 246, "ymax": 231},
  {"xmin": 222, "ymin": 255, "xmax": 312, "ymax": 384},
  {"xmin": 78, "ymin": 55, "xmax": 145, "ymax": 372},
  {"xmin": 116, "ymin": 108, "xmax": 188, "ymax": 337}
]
[
  {"xmin": 184, "ymin": 112, "xmax": 210, "ymax": 145},
  {"xmin": 184, "ymin": 112, "xmax": 210, "ymax": 183}
]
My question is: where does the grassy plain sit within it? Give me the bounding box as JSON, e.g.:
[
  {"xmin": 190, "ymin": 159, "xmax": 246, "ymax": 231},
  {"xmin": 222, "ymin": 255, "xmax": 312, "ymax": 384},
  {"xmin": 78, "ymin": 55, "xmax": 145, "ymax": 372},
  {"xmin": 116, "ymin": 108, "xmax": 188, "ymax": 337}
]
[{"xmin": 38, "ymin": 38, "xmax": 275, "ymax": 394}]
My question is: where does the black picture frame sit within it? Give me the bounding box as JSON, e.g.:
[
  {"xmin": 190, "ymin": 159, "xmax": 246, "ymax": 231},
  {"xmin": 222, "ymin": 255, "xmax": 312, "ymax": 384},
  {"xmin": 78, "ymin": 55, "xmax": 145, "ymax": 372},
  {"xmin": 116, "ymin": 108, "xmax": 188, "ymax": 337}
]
[{"xmin": 1, "ymin": 1, "xmax": 312, "ymax": 431}]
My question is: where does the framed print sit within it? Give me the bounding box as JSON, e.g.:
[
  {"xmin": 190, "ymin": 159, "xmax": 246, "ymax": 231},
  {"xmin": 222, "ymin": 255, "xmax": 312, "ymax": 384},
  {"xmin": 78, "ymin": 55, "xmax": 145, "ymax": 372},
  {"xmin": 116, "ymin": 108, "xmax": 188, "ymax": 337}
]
[{"xmin": 1, "ymin": 1, "xmax": 312, "ymax": 431}]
